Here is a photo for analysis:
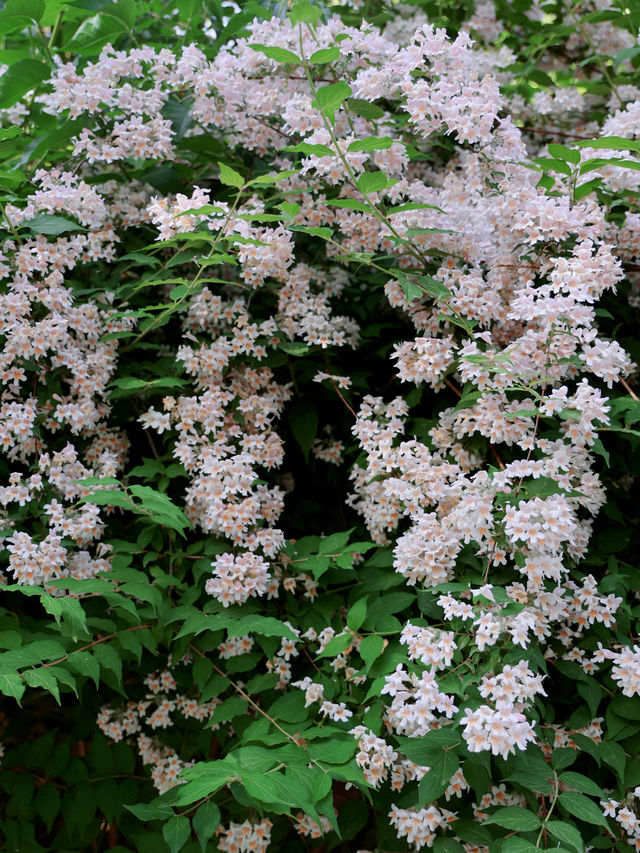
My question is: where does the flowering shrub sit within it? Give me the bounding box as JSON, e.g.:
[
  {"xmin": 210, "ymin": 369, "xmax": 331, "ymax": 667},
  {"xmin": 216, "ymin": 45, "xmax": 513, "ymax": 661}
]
[{"xmin": 0, "ymin": 0, "xmax": 640, "ymax": 850}]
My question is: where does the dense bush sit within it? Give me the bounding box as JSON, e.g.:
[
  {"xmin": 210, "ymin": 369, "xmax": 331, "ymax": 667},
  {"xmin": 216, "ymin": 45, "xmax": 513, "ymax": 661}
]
[{"xmin": 0, "ymin": 0, "xmax": 640, "ymax": 850}]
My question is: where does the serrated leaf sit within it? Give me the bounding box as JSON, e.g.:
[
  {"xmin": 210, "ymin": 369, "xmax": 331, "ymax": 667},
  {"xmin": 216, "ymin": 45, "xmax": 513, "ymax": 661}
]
[
  {"xmin": 218, "ymin": 162, "xmax": 244, "ymax": 188},
  {"xmin": 23, "ymin": 668, "xmax": 61, "ymax": 703},
  {"xmin": 0, "ymin": 672, "xmax": 25, "ymax": 703}
]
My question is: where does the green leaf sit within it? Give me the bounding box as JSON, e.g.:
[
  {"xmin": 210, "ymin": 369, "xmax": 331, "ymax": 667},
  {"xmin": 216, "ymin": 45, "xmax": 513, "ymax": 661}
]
[
  {"xmin": 307, "ymin": 735, "xmax": 356, "ymax": 764},
  {"xmin": 284, "ymin": 142, "xmax": 335, "ymax": 157},
  {"xmin": 599, "ymin": 742, "xmax": 625, "ymax": 779},
  {"xmin": 432, "ymin": 749, "xmax": 458, "ymax": 782},
  {"xmin": 65, "ymin": 13, "xmax": 128, "ymax": 55},
  {"xmin": 288, "ymin": 1, "xmax": 322, "ymax": 24},
  {"xmin": 40, "ymin": 595, "xmax": 88, "ymax": 642},
  {"xmin": 218, "ymin": 162, "xmax": 244, "ymax": 188},
  {"xmin": 250, "ymin": 44, "xmax": 300, "ymax": 63},
  {"xmin": 163, "ymin": 816, "xmax": 190, "ymax": 853},
  {"xmin": 312, "ymin": 81, "xmax": 352, "ymax": 121},
  {"xmin": 126, "ymin": 800, "xmax": 175, "ymax": 821},
  {"xmin": 347, "ymin": 598, "xmax": 368, "ymax": 632},
  {"xmin": 228, "ymin": 615, "xmax": 298, "ymax": 641},
  {"xmin": 548, "ymin": 143, "xmax": 580, "ymax": 164},
  {"xmin": 546, "ymin": 820, "xmax": 585, "ymax": 853},
  {"xmin": 23, "ymin": 668, "xmax": 61, "ymax": 704},
  {"xmin": 279, "ymin": 341, "xmax": 309, "ymax": 356},
  {"xmin": 317, "ymin": 633, "xmax": 351, "ymax": 658},
  {"xmin": 209, "ymin": 696, "xmax": 247, "ymax": 725},
  {"xmin": 324, "ymin": 198, "xmax": 371, "ymax": 212},
  {"xmin": 575, "ymin": 136, "xmax": 640, "ymax": 151},
  {"xmin": 20, "ymin": 212, "xmax": 87, "ymax": 236},
  {"xmin": 0, "ymin": 58, "xmax": 49, "ymax": 108},
  {"xmin": 359, "ymin": 634, "xmax": 384, "ymax": 669},
  {"xmin": 0, "ymin": 672, "xmax": 25, "ymax": 703},
  {"xmin": 288, "ymin": 399, "xmax": 318, "ymax": 460},
  {"xmin": 319, "ymin": 531, "xmax": 351, "ymax": 554},
  {"xmin": 502, "ymin": 839, "xmax": 540, "ymax": 853},
  {"xmin": 93, "ymin": 644, "xmax": 122, "ymax": 684},
  {"xmin": 309, "ymin": 47, "xmax": 340, "ymax": 64},
  {"xmin": 347, "ymin": 137, "xmax": 395, "ymax": 152},
  {"xmin": 558, "ymin": 793, "xmax": 609, "ymax": 828},
  {"xmin": 0, "ymin": 0, "xmax": 45, "ymax": 35},
  {"xmin": 67, "ymin": 652, "xmax": 100, "ymax": 688},
  {"xmin": 357, "ymin": 170, "xmax": 390, "ymax": 194},
  {"xmin": 484, "ymin": 807, "xmax": 541, "ymax": 831},
  {"xmin": 560, "ymin": 772, "xmax": 605, "ymax": 798},
  {"xmin": 418, "ymin": 771, "xmax": 450, "ymax": 804},
  {"xmin": 193, "ymin": 801, "xmax": 221, "ymax": 852}
]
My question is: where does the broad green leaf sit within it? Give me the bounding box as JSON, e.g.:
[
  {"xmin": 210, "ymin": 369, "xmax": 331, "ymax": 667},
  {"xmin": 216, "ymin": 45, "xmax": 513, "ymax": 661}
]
[
  {"xmin": 319, "ymin": 531, "xmax": 351, "ymax": 554},
  {"xmin": 163, "ymin": 816, "xmax": 190, "ymax": 853},
  {"xmin": 325, "ymin": 198, "xmax": 371, "ymax": 212},
  {"xmin": 218, "ymin": 162, "xmax": 244, "ymax": 188},
  {"xmin": 309, "ymin": 47, "xmax": 340, "ymax": 64},
  {"xmin": 558, "ymin": 792, "xmax": 609, "ymax": 828},
  {"xmin": 67, "ymin": 652, "xmax": 100, "ymax": 688},
  {"xmin": 250, "ymin": 44, "xmax": 300, "ymax": 63},
  {"xmin": 193, "ymin": 801, "xmax": 221, "ymax": 852},
  {"xmin": 560, "ymin": 771, "xmax": 605, "ymax": 798},
  {"xmin": 418, "ymin": 771, "xmax": 450, "ymax": 804},
  {"xmin": 93, "ymin": 644, "xmax": 122, "ymax": 684},
  {"xmin": 548, "ymin": 143, "xmax": 580, "ymax": 164},
  {"xmin": 484, "ymin": 807, "xmax": 540, "ymax": 831},
  {"xmin": 357, "ymin": 170, "xmax": 390, "ymax": 194},
  {"xmin": 41, "ymin": 595, "xmax": 88, "ymax": 642},
  {"xmin": 284, "ymin": 142, "xmax": 334, "ymax": 157},
  {"xmin": 0, "ymin": 672, "xmax": 25, "ymax": 703},
  {"xmin": 312, "ymin": 81, "xmax": 352, "ymax": 120},
  {"xmin": 20, "ymin": 213, "xmax": 87, "ymax": 236},
  {"xmin": 0, "ymin": 0, "xmax": 45, "ymax": 35},
  {"xmin": 23, "ymin": 668, "xmax": 61, "ymax": 703},
  {"xmin": 125, "ymin": 800, "xmax": 175, "ymax": 821},
  {"xmin": 359, "ymin": 634, "xmax": 384, "ymax": 669},
  {"xmin": 288, "ymin": 1, "xmax": 322, "ymax": 24},
  {"xmin": 0, "ymin": 58, "xmax": 49, "ymax": 108},
  {"xmin": 502, "ymin": 840, "xmax": 539, "ymax": 853},
  {"xmin": 599, "ymin": 741, "xmax": 626, "ymax": 779},
  {"xmin": 347, "ymin": 598, "xmax": 368, "ymax": 632},
  {"xmin": 348, "ymin": 137, "xmax": 395, "ymax": 152},
  {"xmin": 546, "ymin": 820, "xmax": 585, "ymax": 852},
  {"xmin": 317, "ymin": 632, "xmax": 351, "ymax": 658},
  {"xmin": 288, "ymin": 399, "xmax": 318, "ymax": 459},
  {"xmin": 575, "ymin": 136, "xmax": 640, "ymax": 151},
  {"xmin": 64, "ymin": 13, "xmax": 128, "ymax": 55}
]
